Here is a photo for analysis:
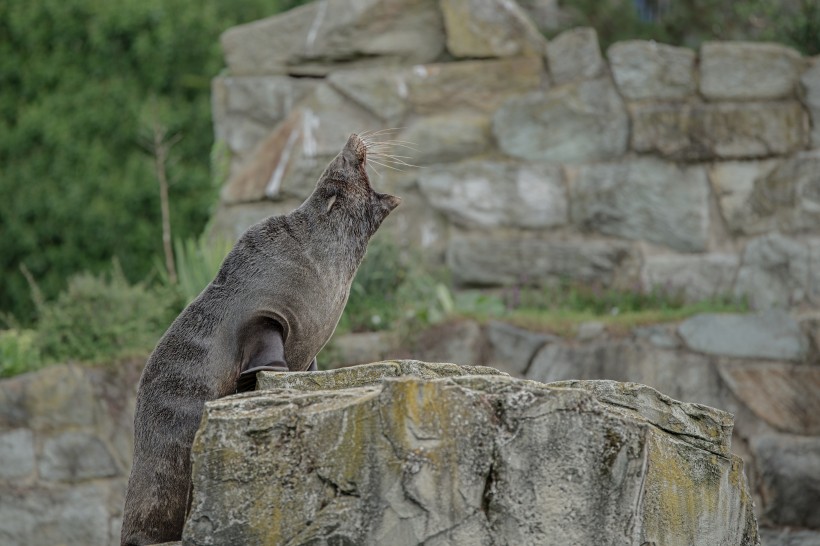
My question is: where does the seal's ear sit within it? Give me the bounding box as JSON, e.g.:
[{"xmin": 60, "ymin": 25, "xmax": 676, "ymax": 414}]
[{"xmin": 379, "ymin": 193, "xmax": 401, "ymax": 214}]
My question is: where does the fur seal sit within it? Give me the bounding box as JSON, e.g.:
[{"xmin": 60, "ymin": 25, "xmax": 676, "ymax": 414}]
[{"xmin": 121, "ymin": 134, "xmax": 400, "ymax": 546}]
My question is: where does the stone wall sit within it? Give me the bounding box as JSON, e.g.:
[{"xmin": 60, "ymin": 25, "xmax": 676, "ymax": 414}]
[
  {"xmin": 210, "ymin": 0, "xmax": 820, "ymax": 312},
  {"xmin": 0, "ymin": 359, "xmax": 142, "ymax": 546}
]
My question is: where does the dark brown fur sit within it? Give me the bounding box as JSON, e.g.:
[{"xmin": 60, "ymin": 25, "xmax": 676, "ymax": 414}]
[{"xmin": 121, "ymin": 134, "xmax": 400, "ymax": 545}]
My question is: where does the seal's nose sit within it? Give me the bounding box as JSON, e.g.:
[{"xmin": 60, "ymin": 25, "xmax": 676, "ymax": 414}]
[{"xmin": 346, "ymin": 133, "xmax": 366, "ymax": 164}]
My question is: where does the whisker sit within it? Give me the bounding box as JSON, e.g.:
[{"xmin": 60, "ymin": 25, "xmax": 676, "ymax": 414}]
[
  {"xmin": 368, "ymin": 154, "xmax": 420, "ymax": 168},
  {"xmin": 368, "ymin": 158, "xmax": 404, "ymax": 172},
  {"xmin": 373, "ymin": 138, "xmax": 416, "ymax": 145},
  {"xmin": 366, "ymin": 162, "xmax": 382, "ymax": 177},
  {"xmin": 360, "ymin": 127, "xmax": 405, "ymax": 138},
  {"xmin": 366, "ymin": 142, "xmax": 419, "ymax": 153},
  {"xmin": 368, "ymin": 152, "xmax": 414, "ymax": 160}
]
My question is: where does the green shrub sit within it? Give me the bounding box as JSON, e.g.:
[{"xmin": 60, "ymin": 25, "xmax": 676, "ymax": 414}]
[
  {"xmin": 35, "ymin": 262, "xmax": 173, "ymax": 364},
  {"xmin": 0, "ymin": 329, "xmax": 43, "ymax": 378},
  {"xmin": 0, "ymin": 0, "xmax": 307, "ymax": 324}
]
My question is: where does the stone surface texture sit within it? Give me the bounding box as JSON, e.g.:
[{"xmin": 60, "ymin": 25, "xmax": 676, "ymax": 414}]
[
  {"xmin": 678, "ymin": 311, "xmax": 808, "ymax": 361},
  {"xmin": 418, "ymin": 160, "xmax": 568, "ymax": 229},
  {"xmin": 608, "ymin": 40, "xmax": 696, "ymax": 100},
  {"xmin": 700, "ymin": 41, "xmax": 803, "ymax": 100},
  {"xmin": 734, "ymin": 234, "xmax": 819, "ymax": 310},
  {"xmin": 803, "ymin": 56, "xmax": 820, "ymax": 147},
  {"xmin": 441, "ymin": 0, "xmax": 546, "ymax": 58},
  {"xmin": 568, "ymin": 158, "xmax": 711, "ymax": 252},
  {"xmin": 220, "ymin": 0, "xmax": 446, "ymax": 76},
  {"xmin": 494, "ymin": 77, "xmax": 629, "ymax": 164},
  {"xmin": 629, "ymin": 100, "xmax": 808, "ymax": 160},
  {"xmin": 0, "ymin": 360, "xmax": 142, "ymax": 546},
  {"xmin": 182, "ymin": 362, "xmax": 758, "ymax": 545},
  {"xmin": 545, "ymin": 27, "xmax": 604, "ymax": 84},
  {"xmin": 446, "ymin": 235, "xmax": 634, "ymax": 286}
]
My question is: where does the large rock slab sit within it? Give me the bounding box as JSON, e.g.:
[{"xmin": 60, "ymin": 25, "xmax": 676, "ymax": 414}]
[
  {"xmin": 0, "ymin": 359, "xmax": 146, "ymax": 546},
  {"xmin": 630, "ymin": 100, "xmax": 808, "ymax": 160},
  {"xmin": 494, "ymin": 77, "xmax": 628, "ymax": 163},
  {"xmin": 678, "ymin": 311, "xmax": 808, "ymax": 361},
  {"xmin": 220, "ymin": 0, "xmax": 445, "ymax": 76},
  {"xmin": 568, "ymin": 158, "xmax": 711, "ymax": 252},
  {"xmin": 734, "ymin": 233, "xmax": 818, "ymax": 310},
  {"xmin": 441, "ymin": 0, "xmax": 546, "ymax": 58},
  {"xmin": 700, "ymin": 41, "xmax": 803, "ymax": 101},
  {"xmin": 641, "ymin": 253, "xmax": 739, "ymax": 302},
  {"xmin": 38, "ymin": 431, "xmax": 119, "ymax": 482},
  {"xmin": 447, "ymin": 235, "xmax": 635, "ymax": 286},
  {"xmin": 526, "ymin": 340, "xmax": 728, "ymax": 411},
  {"xmin": 751, "ymin": 434, "xmax": 820, "ymax": 528},
  {"xmin": 328, "ymin": 57, "xmax": 546, "ymax": 125},
  {"xmin": 545, "ymin": 27, "xmax": 604, "ymax": 85},
  {"xmin": 718, "ymin": 362, "xmax": 820, "ymax": 436},
  {"xmin": 746, "ymin": 151, "xmax": 820, "ymax": 234},
  {"xmin": 607, "ymin": 40, "xmax": 696, "ymax": 100},
  {"xmin": 0, "ymin": 482, "xmax": 115, "ymax": 546},
  {"xmin": 802, "ymin": 55, "xmax": 820, "ymax": 147},
  {"xmin": 760, "ymin": 527, "xmax": 820, "ymax": 546},
  {"xmin": 0, "ymin": 428, "xmax": 35, "ymax": 480},
  {"xmin": 397, "ymin": 114, "xmax": 492, "ymax": 165},
  {"xmin": 708, "ymin": 159, "xmax": 780, "ymax": 235},
  {"xmin": 183, "ymin": 364, "xmax": 758, "ymax": 545},
  {"xmin": 418, "ymin": 160, "xmax": 567, "ymax": 229}
]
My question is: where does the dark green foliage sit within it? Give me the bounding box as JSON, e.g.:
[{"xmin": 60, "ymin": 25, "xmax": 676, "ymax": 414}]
[
  {"xmin": 35, "ymin": 262, "xmax": 174, "ymax": 364},
  {"xmin": 0, "ymin": 0, "xmax": 303, "ymax": 323},
  {"xmin": 557, "ymin": 0, "xmax": 820, "ymax": 54}
]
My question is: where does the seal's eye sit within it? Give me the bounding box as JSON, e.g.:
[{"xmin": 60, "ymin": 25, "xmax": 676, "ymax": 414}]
[{"xmin": 326, "ymin": 194, "xmax": 337, "ymax": 213}]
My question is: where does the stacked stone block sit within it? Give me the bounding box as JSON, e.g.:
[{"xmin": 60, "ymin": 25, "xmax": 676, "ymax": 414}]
[
  {"xmin": 210, "ymin": 0, "xmax": 820, "ymax": 316},
  {"xmin": 0, "ymin": 361, "xmax": 142, "ymax": 546}
]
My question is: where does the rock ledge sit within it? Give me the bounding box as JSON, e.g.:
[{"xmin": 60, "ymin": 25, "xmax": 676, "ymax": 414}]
[{"xmin": 182, "ymin": 361, "xmax": 758, "ymax": 545}]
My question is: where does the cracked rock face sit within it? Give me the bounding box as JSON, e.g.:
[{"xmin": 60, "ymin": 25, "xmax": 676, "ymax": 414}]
[{"xmin": 182, "ymin": 361, "xmax": 758, "ymax": 545}]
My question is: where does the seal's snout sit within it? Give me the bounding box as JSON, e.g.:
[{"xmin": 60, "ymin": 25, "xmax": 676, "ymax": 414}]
[{"xmin": 346, "ymin": 133, "xmax": 367, "ymax": 165}]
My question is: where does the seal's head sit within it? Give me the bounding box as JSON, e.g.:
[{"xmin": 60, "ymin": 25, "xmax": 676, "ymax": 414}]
[{"xmin": 309, "ymin": 133, "xmax": 401, "ymax": 236}]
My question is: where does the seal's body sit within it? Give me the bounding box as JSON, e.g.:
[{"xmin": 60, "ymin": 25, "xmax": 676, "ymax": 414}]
[{"xmin": 121, "ymin": 134, "xmax": 400, "ymax": 546}]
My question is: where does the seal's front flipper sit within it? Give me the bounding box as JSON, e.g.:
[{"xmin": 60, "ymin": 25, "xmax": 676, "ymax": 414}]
[
  {"xmin": 308, "ymin": 357, "xmax": 318, "ymax": 371},
  {"xmin": 236, "ymin": 317, "xmax": 288, "ymax": 393}
]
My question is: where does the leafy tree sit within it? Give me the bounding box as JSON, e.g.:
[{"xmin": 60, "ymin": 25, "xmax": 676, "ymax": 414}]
[{"xmin": 0, "ymin": 0, "xmax": 303, "ymax": 323}]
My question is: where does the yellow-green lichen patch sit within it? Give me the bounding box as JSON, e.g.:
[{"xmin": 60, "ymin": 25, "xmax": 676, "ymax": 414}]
[{"xmin": 641, "ymin": 433, "xmax": 752, "ymax": 545}]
